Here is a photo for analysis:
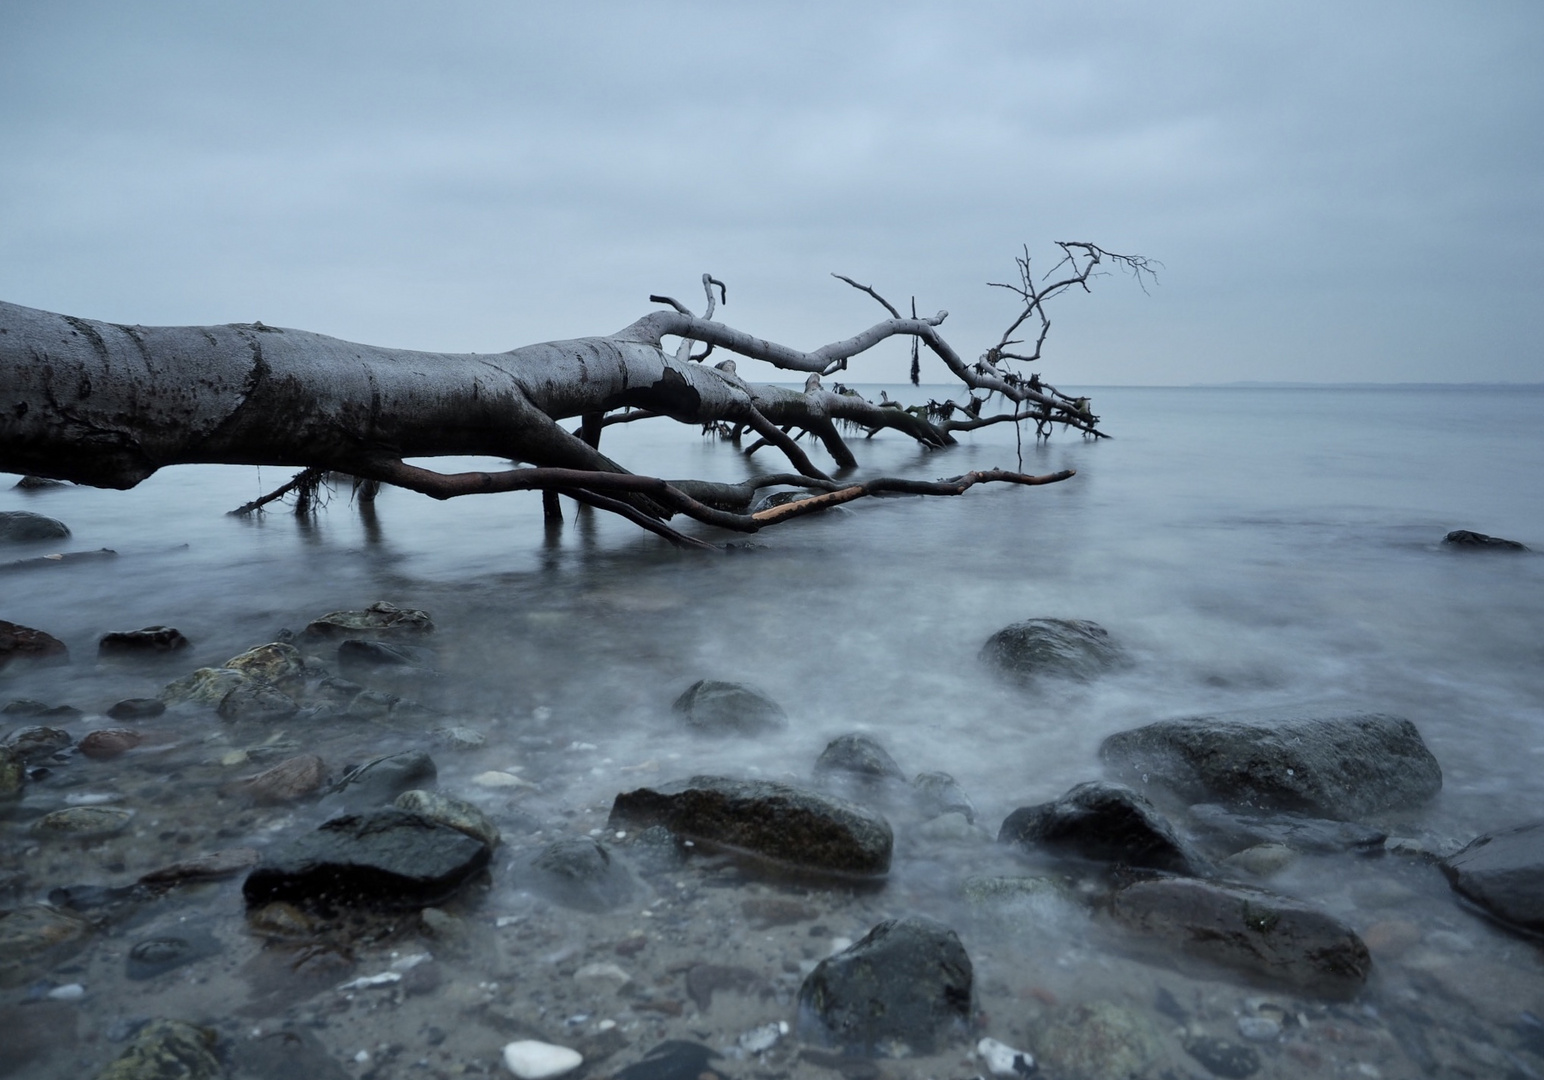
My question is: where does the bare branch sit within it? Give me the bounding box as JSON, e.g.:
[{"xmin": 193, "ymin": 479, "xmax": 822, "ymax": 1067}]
[{"xmin": 832, "ymin": 274, "xmax": 902, "ymax": 319}]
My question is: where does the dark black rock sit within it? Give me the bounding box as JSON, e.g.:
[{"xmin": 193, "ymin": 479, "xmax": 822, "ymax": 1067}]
[
  {"xmin": 1188, "ymin": 803, "xmax": 1386, "ymax": 855},
  {"xmin": 912, "ymin": 771, "xmax": 977, "ymax": 823},
  {"xmin": 98, "ymin": 626, "xmax": 190, "ymax": 656},
  {"xmin": 1441, "ymin": 820, "xmax": 1544, "ymax": 935},
  {"xmin": 1443, "ymin": 529, "xmax": 1528, "ymax": 551},
  {"xmin": 2, "ymin": 725, "xmax": 73, "ymax": 763},
  {"xmin": 1110, "ymin": 877, "xmax": 1371, "ymax": 998},
  {"xmin": 999, "ymin": 781, "xmax": 1203, "ymax": 875},
  {"xmin": 1184, "ymin": 1035, "xmax": 1260, "ymax": 1079},
  {"xmin": 324, "ymin": 750, "xmax": 437, "ymax": 810},
  {"xmin": 0, "ymin": 620, "xmax": 67, "ymax": 670},
  {"xmin": 796, "ymin": 916, "xmax": 973, "ymax": 1056},
  {"xmin": 610, "ymin": 775, "xmax": 893, "ymax": 878},
  {"xmin": 672, "ymin": 679, "xmax": 788, "ymax": 736},
  {"xmin": 242, "ymin": 808, "xmax": 490, "ymax": 911},
  {"xmin": 2, "ymin": 699, "xmax": 50, "ymax": 716},
  {"xmin": 107, "ymin": 698, "xmax": 167, "ymax": 721},
  {"xmin": 126, "ymin": 932, "xmax": 222, "ymax": 980},
  {"xmin": 13, "ymin": 475, "xmax": 66, "ymax": 490},
  {"xmin": 0, "ymin": 510, "xmax": 70, "ymax": 542},
  {"xmin": 814, "ymin": 733, "xmax": 907, "ymax": 786},
  {"xmin": 529, "ymin": 837, "xmax": 636, "ymax": 912},
  {"xmin": 980, "ymin": 617, "xmax": 1124, "ymax": 682},
  {"xmin": 1100, "ymin": 710, "xmax": 1442, "ymax": 820}
]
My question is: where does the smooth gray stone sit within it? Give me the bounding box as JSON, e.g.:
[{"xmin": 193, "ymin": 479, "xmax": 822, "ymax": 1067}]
[
  {"xmin": 1442, "ymin": 820, "xmax": 1544, "ymax": 934},
  {"xmin": 999, "ymin": 780, "xmax": 1203, "ymax": 875},
  {"xmin": 980, "ymin": 617, "xmax": 1124, "ymax": 683}
]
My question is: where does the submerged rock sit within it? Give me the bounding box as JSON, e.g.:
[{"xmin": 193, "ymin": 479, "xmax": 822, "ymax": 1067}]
[
  {"xmin": 337, "ymin": 638, "xmax": 436, "ymax": 680},
  {"xmin": 813, "ymin": 733, "xmax": 906, "ymax": 787},
  {"xmin": 1443, "ymin": 529, "xmax": 1528, "ymax": 551},
  {"xmin": 980, "ymin": 617, "xmax": 1124, "ymax": 683},
  {"xmin": 224, "ymin": 641, "xmax": 307, "ymax": 689},
  {"xmin": 672, "ymin": 679, "xmax": 788, "ymax": 736},
  {"xmin": 1441, "ymin": 820, "xmax": 1544, "ymax": 935},
  {"xmin": 1184, "ymin": 1034, "xmax": 1261, "ymax": 1079},
  {"xmin": 1100, "ymin": 710, "xmax": 1442, "ymax": 820},
  {"xmin": 325, "ymin": 750, "xmax": 437, "ymax": 810},
  {"xmin": 216, "ymin": 679, "xmax": 299, "ymax": 722},
  {"xmin": 160, "ymin": 667, "xmax": 249, "ymax": 708},
  {"xmin": 305, "ymin": 600, "xmax": 435, "ymax": 639},
  {"xmin": 999, "ymin": 780, "xmax": 1203, "ymax": 875},
  {"xmin": 237, "ymin": 755, "xmax": 328, "ymax": 805},
  {"xmin": 32, "ymin": 806, "xmax": 134, "ymax": 838},
  {"xmin": 95, "ymin": 1019, "xmax": 221, "ymax": 1080},
  {"xmin": 242, "ymin": 807, "xmax": 491, "ymax": 911},
  {"xmin": 0, "ymin": 619, "xmax": 68, "ymax": 669},
  {"xmin": 912, "ymin": 771, "xmax": 977, "ymax": 823},
  {"xmin": 796, "ymin": 916, "xmax": 973, "ymax": 1056},
  {"xmin": 0, "ymin": 904, "xmax": 93, "ymax": 988},
  {"xmin": 3, "ymin": 725, "xmax": 73, "ymax": 763},
  {"xmin": 97, "ymin": 626, "xmax": 190, "ymax": 657},
  {"xmin": 529, "ymin": 838, "xmax": 635, "ymax": 913},
  {"xmin": 107, "ymin": 698, "xmax": 166, "ymax": 721},
  {"xmin": 78, "ymin": 728, "xmax": 143, "ymax": 760},
  {"xmin": 0, "ymin": 510, "xmax": 70, "ymax": 542},
  {"xmin": 610, "ymin": 775, "xmax": 893, "ymax": 878},
  {"xmin": 1109, "ymin": 877, "xmax": 1371, "ymax": 997},
  {"xmin": 0, "ymin": 747, "xmax": 24, "ymax": 800},
  {"xmin": 1032, "ymin": 1001, "xmax": 1163, "ymax": 1080},
  {"xmin": 1188, "ymin": 802, "xmax": 1387, "ymax": 854}
]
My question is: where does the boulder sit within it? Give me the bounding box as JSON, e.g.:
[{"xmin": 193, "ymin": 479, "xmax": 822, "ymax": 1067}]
[
  {"xmin": 610, "ymin": 775, "xmax": 893, "ymax": 878},
  {"xmin": 0, "ymin": 510, "xmax": 69, "ymax": 542},
  {"xmin": 1188, "ymin": 803, "xmax": 1386, "ymax": 855},
  {"xmin": 223, "ymin": 642, "xmax": 307, "ymax": 690},
  {"xmin": 672, "ymin": 679, "xmax": 788, "ymax": 736},
  {"xmin": 1109, "ymin": 877, "xmax": 1371, "ymax": 998},
  {"xmin": 796, "ymin": 916, "xmax": 973, "ymax": 1056},
  {"xmin": 998, "ymin": 781, "xmax": 1203, "ymax": 875},
  {"xmin": 980, "ymin": 618, "xmax": 1124, "ymax": 682},
  {"xmin": 1443, "ymin": 529, "xmax": 1528, "ymax": 551},
  {"xmin": 529, "ymin": 837, "xmax": 636, "ymax": 912},
  {"xmin": 813, "ymin": 733, "xmax": 906, "ymax": 786},
  {"xmin": 95, "ymin": 1019, "xmax": 221, "ymax": 1080},
  {"xmin": 1100, "ymin": 710, "xmax": 1442, "ymax": 820},
  {"xmin": 305, "ymin": 600, "xmax": 434, "ymax": 639},
  {"xmin": 242, "ymin": 807, "xmax": 491, "ymax": 911},
  {"xmin": 1441, "ymin": 820, "xmax": 1544, "ymax": 934},
  {"xmin": 97, "ymin": 626, "xmax": 189, "ymax": 657},
  {"xmin": 0, "ymin": 619, "xmax": 67, "ymax": 669}
]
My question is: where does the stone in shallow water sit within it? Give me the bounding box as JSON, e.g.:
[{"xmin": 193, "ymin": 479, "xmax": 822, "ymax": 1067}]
[
  {"xmin": 912, "ymin": 771, "xmax": 977, "ymax": 823},
  {"xmin": 324, "ymin": 750, "xmax": 437, "ymax": 810},
  {"xmin": 395, "ymin": 789, "xmax": 500, "ymax": 848},
  {"xmin": 980, "ymin": 617, "xmax": 1124, "ymax": 683},
  {"xmin": 0, "ymin": 510, "xmax": 70, "ymax": 542},
  {"xmin": 813, "ymin": 733, "xmax": 906, "ymax": 787},
  {"xmin": 107, "ymin": 698, "xmax": 167, "ymax": 721},
  {"xmin": 502, "ymin": 1040, "xmax": 583, "ymax": 1080},
  {"xmin": 1443, "ymin": 529, "xmax": 1528, "ymax": 551},
  {"xmin": 1032, "ymin": 1002, "xmax": 1163, "ymax": 1080},
  {"xmin": 98, "ymin": 626, "xmax": 189, "ymax": 657},
  {"xmin": 126, "ymin": 932, "xmax": 222, "ymax": 980},
  {"xmin": 160, "ymin": 667, "xmax": 249, "ymax": 707},
  {"xmin": 0, "ymin": 904, "xmax": 92, "ymax": 988},
  {"xmin": 1184, "ymin": 1034, "xmax": 1261, "ymax": 1078},
  {"xmin": 4, "ymin": 726, "xmax": 72, "ymax": 765},
  {"xmin": 138, "ymin": 847, "xmax": 259, "ymax": 887},
  {"xmin": 672, "ymin": 679, "xmax": 787, "ymax": 736},
  {"xmin": 977, "ymin": 1036, "xmax": 1035, "ymax": 1077},
  {"xmin": 529, "ymin": 838, "xmax": 635, "ymax": 913},
  {"xmin": 0, "ymin": 619, "xmax": 68, "ymax": 670},
  {"xmin": 95, "ymin": 1019, "xmax": 221, "ymax": 1080},
  {"xmin": 238, "ymin": 755, "xmax": 328, "ymax": 805},
  {"xmin": 32, "ymin": 806, "xmax": 134, "ymax": 838},
  {"xmin": 1100, "ymin": 709, "xmax": 1442, "ymax": 820},
  {"xmin": 79, "ymin": 728, "xmax": 143, "ymax": 759},
  {"xmin": 305, "ymin": 600, "xmax": 435, "ymax": 639},
  {"xmin": 613, "ymin": 1042, "xmax": 725, "ymax": 1080},
  {"xmin": 1188, "ymin": 802, "xmax": 1387, "ymax": 854},
  {"xmin": 609, "ymin": 775, "xmax": 893, "ymax": 878},
  {"xmin": 1441, "ymin": 820, "xmax": 1544, "ymax": 935},
  {"xmin": 998, "ymin": 780, "xmax": 1203, "ymax": 875},
  {"xmin": 217, "ymin": 680, "xmax": 299, "ymax": 723},
  {"xmin": 797, "ymin": 915, "xmax": 973, "ymax": 1056}
]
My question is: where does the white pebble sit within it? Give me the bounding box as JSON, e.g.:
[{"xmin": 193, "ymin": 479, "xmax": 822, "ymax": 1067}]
[
  {"xmin": 502, "ymin": 1040, "xmax": 583, "ymax": 1080},
  {"xmin": 738, "ymin": 1022, "xmax": 783, "ymax": 1054},
  {"xmin": 1237, "ymin": 1016, "xmax": 1281, "ymax": 1041},
  {"xmin": 46, "ymin": 983, "xmax": 85, "ymax": 1000},
  {"xmin": 474, "ymin": 770, "xmax": 532, "ymax": 789},
  {"xmin": 574, "ymin": 962, "xmax": 632, "ymax": 989},
  {"xmin": 63, "ymin": 793, "xmax": 119, "ymax": 806},
  {"xmin": 390, "ymin": 953, "xmax": 431, "ymax": 972},
  {"xmin": 977, "ymin": 1036, "xmax": 1035, "ymax": 1076},
  {"xmin": 337, "ymin": 972, "xmax": 402, "ymax": 991}
]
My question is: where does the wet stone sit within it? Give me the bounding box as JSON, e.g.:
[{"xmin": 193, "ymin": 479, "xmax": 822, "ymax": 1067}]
[
  {"xmin": 304, "ymin": 600, "xmax": 435, "ymax": 639},
  {"xmin": 813, "ymin": 733, "xmax": 907, "ymax": 787},
  {"xmin": 610, "ymin": 775, "xmax": 893, "ymax": 879},
  {"xmin": 980, "ymin": 617, "xmax": 1124, "ymax": 683},
  {"xmin": 614, "ymin": 1042, "xmax": 726, "ymax": 1080},
  {"xmin": 1184, "ymin": 1034, "xmax": 1261, "ymax": 1078},
  {"xmin": 672, "ymin": 679, "xmax": 788, "ymax": 736},
  {"xmin": 0, "ymin": 509, "xmax": 70, "ymax": 542},
  {"xmin": 912, "ymin": 771, "xmax": 977, "ymax": 823},
  {"xmin": 530, "ymin": 837, "xmax": 636, "ymax": 912},
  {"xmin": 1032, "ymin": 1002, "xmax": 1163, "ymax": 1080},
  {"xmin": 217, "ymin": 679, "xmax": 299, "ymax": 722},
  {"xmin": 95, "ymin": 1019, "xmax": 221, "ymax": 1080},
  {"xmin": 160, "ymin": 667, "xmax": 249, "ymax": 707},
  {"xmin": 107, "ymin": 698, "xmax": 166, "ymax": 721},
  {"xmin": 324, "ymin": 750, "xmax": 437, "ymax": 810},
  {"xmin": 797, "ymin": 915, "xmax": 973, "ymax": 1056},
  {"xmin": 138, "ymin": 847, "xmax": 259, "ymax": 887},
  {"xmin": 0, "ymin": 618, "xmax": 68, "ymax": 669},
  {"xmin": 1188, "ymin": 802, "xmax": 1387, "ymax": 855},
  {"xmin": 1443, "ymin": 528, "xmax": 1528, "ymax": 551},
  {"xmin": 432, "ymin": 725, "xmax": 486, "ymax": 750},
  {"xmin": 1441, "ymin": 820, "xmax": 1544, "ymax": 934},
  {"xmin": 0, "ymin": 747, "xmax": 23, "ymax": 799},
  {"xmin": 126, "ymin": 932, "xmax": 222, "ymax": 980},
  {"xmin": 224, "ymin": 641, "xmax": 307, "ymax": 689},
  {"xmin": 395, "ymin": 788, "xmax": 501, "ymax": 848},
  {"xmin": 97, "ymin": 626, "xmax": 189, "ymax": 657},
  {"xmin": 1100, "ymin": 709, "xmax": 1443, "ymax": 820},
  {"xmin": 999, "ymin": 780, "xmax": 1203, "ymax": 875},
  {"xmin": 238, "ymin": 754, "xmax": 328, "ymax": 804},
  {"xmin": 3, "ymin": 725, "xmax": 72, "ymax": 763},
  {"xmin": 79, "ymin": 728, "xmax": 143, "ymax": 759},
  {"xmin": 686, "ymin": 963, "xmax": 773, "ymax": 1011},
  {"xmin": 242, "ymin": 807, "xmax": 491, "ymax": 912},
  {"xmin": 0, "ymin": 904, "xmax": 94, "ymax": 987},
  {"xmin": 502, "ymin": 1039, "xmax": 583, "ymax": 1080},
  {"xmin": 32, "ymin": 805, "xmax": 135, "ymax": 838}
]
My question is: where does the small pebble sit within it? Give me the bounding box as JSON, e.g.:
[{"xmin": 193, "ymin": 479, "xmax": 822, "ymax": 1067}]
[
  {"xmin": 474, "ymin": 770, "xmax": 532, "ymax": 789},
  {"xmin": 977, "ymin": 1036, "xmax": 1036, "ymax": 1076},
  {"xmin": 338, "ymin": 972, "xmax": 401, "ymax": 991},
  {"xmin": 1237, "ymin": 1016, "xmax": 1281, "ymax": 1041},
  {"xmin": 46, "ymin": 983, "xmax": 85, "ymax": 1000},
  {"xmin": 502, "ymin": 1040, "xmax": 583, "ymax": 1080},
  {"xmin": 739, "ymin": 1022, "xmax": 785, "ymax": 1055}
]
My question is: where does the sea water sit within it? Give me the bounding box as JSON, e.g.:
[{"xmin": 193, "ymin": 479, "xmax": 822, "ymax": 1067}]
[{"xmin": 2, "ymin": 384, "xmax": 1542, "ymax": 1077}]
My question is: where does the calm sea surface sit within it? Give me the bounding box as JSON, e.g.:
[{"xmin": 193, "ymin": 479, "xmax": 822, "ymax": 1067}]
[{"xmin": 2, "ymin": 384, "xmax": 1542, "ymax": 1076}]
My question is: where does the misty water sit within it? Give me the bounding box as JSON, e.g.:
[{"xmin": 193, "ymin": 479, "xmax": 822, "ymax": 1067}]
[{"xmin": 3, "ymin": 384, "xmax": 1543, "ymax": 1079}]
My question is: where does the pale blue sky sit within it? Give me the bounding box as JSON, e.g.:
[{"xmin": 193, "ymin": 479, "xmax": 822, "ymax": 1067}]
[{"xmin": 2, "ymin": 1, "xmax": 1540, "ymax": 384}]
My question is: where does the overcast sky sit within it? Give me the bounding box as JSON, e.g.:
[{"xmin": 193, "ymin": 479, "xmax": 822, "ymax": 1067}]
[{"xmin": 2, "ymin": 1, "xmax": 1540, "ymax": 385}]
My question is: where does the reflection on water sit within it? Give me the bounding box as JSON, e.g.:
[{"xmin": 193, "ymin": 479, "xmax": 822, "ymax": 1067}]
[{"xmin": 2, "ymin": 386, "xmax": 1543, "ymax": 1078}]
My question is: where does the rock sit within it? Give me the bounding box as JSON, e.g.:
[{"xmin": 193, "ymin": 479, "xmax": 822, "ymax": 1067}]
[
  {"xmin": 1221, "ymin": 844, "xmax": 1298, "ymax": 877},
  {"xmin": 529, "ymin": 838, "xmax": 636, "ymax": 912},
  {"xmin": 217, "ymin": 679, "xmax": 299, "ymax": 722},
  {"xmin": 238, "ymin": 754, "xmax": 327, "ymax": 804},
  {"xmin": 242, "ymin": 807, "xmax": 491, "ymax": 911},
  {"xmin": 1031, "ymin": 1002, "xmax": 1163, "ymax": 1080},
  {"xmin": 502, "ymin": 1040, "xmax": 583, "ymax": 1080},
  {"xmin": 95, "ymin": 1019, "xmax": 221, "ymax": 1080},
  {"xmin": 125, "ymin": 932, "xmax": 222, "ymax": 980},
  {"xmin": 13, "ymin": 475, "xmax": 66, "ymax": 489},
  {"xmin": 1109, "ymin": 877, "xmax": 1371, "ymax": 997},
  {"xmin": 0, "ymin": 510, "xmax": 70, "ymax": 542},
  {"xmin": 998, "ymin": 780, "xmax": 1203, "ymax": 875},
  {"xmin": 305, "ymin": 600, "xmax": 435, "ymax": 639},
  {"xmin": 980, "ymin": 617, "xmax": 1124, "ymax": 682},
  {"xmin": 326, "ymin": 750, "xmax": 437, "ymax": 810},
  {"xmin": 79, "ymin": 729, "xmax": 143, "ymax": 760},
  {"xmin": 1184, "ymin": 1035, "xmax": 1261, "ymax": 1078},
  {"xmin": 395, "ymin": 789, "xmax": 501, "ymax": 848},
  {"xmin": 107, "ymin": 698, "xmax": 166, "ymax": 721},
  {"xmin": 138, "ymin": 847, "xmax": 260, "ymax": 886},
  {"xmin": 224, "ymin": 641, "xmax": 307, "ymax": 689},
  {"xmin": 230, "ymin": 1028, "xmax": 352, "ymax": 1080},
  {"xmin": 686, "ymin": 963, "xmax": 773, "ymax": 1011},
  {"xmin": 32, "ymin": 806, "xmax": 135, "ymax": 838},
  {"xmin": 160, "ymin": 667, "xmax": 249, "ymax": 707},
  {"xmin": 1441, "ymin": 820, "xmax": 1544, "ymax": 934},
  {"xmin": 614, "ymin": 1042, "xmax": 726, "ymax": 1080},
  {"xmin": 1100, "ymin": 710, "xmax": 1442, "ymax": 820},
  {"xmin": 0, "ymin": 904, "xmax": 92, "ymax": 988},
  {"xmin": 1443, "ymin": 529, "xmax": 1528, "ymax": 551},
  {"xmin": 337, "ymin": 638, "xmax": 435, "ymax": 678},
  {"xmin": 813, "ymin": 733, "xmax": 907, "ymax": 787},
  {"xmin": 1235, "ymin": 1016, "xmax": 1280, "ymax": 1041},
  {"xmin": 796, "ymin": 916, "xmax": 973, "ymax": 1056},
  {"xmin": 610, "ymin": 775, "xmax": 893, "ymax": 878},
  {"xmin": 97, "ymin": 626, "xmax": 189, "ymax": 657},
  {"xmin": 1188, "ymin": 802, "xmax": 1387, "ymax": 854},
  {"xmin": 672, "ymin": 679, "xmax": 788, "ymax": 736},
  {"xmin": 432, "ymin": 725, "xmax": 486, "ymax": 750},
  {"xmin": 0, "ymin": 747, "xmax": 23, "ymax": 800},
  {"xmin": 0, "ymin": 618, "xmax": 67, "ymax": 669},
  {"xmin": 977, "ymin": 1036, "xmax": 1035, "ymax": 1077},
  {"xmin": 912, "ymin": 771, "xmax": 977, "ymax": 823},
  {"xmin": 3, "ymin": 725, "xmax": 73, "ymax": 763}
]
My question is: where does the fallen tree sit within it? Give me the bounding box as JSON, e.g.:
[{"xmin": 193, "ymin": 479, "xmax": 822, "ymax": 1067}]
[{"xmin": 0, "ymin": 243, "xmax": 1153, "ymax": 549}]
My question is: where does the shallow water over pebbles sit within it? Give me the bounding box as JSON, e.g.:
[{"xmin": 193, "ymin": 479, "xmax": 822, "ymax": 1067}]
[{"xmin": 2, "ymin": 385, "xmax": 1543, "ymax": 1078}]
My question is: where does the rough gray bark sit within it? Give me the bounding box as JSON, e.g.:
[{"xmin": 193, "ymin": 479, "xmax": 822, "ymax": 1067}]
[{"xmin": 0, "ymin": 246, "xmax": 1148, "ymax": 547}]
